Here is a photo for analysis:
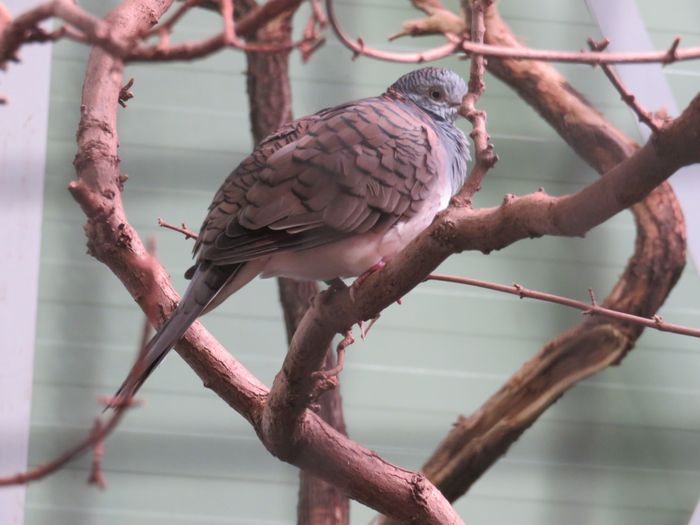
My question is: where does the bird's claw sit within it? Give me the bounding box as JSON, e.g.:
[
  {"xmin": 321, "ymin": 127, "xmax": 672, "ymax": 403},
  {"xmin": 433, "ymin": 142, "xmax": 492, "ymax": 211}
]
[
  {"xmin": 310, "ymin": 329, "xmax": 354, "ymax": 396},
  {"xmin": 349, "ymin": 260, "xmax": 387, "ymax": 301}
]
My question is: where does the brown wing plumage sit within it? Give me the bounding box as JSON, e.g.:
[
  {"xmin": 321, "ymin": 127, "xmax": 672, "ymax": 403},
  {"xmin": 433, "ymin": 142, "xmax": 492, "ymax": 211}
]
[{"xmin": 192, "ymin": 95, "xmax": 442, "ymax": 267}]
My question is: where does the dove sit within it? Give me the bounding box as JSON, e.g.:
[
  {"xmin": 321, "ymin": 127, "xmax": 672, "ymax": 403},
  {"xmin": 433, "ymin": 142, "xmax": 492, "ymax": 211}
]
[{"xmin": 110, "ymin": 66, "xmax": 471, "ymax": 404}]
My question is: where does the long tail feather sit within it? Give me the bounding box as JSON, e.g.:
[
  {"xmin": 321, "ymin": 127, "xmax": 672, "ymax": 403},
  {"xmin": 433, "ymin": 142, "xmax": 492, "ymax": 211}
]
[{"xmin": 106, "ymin": 263, "xmax": 239, "ymax": 409}]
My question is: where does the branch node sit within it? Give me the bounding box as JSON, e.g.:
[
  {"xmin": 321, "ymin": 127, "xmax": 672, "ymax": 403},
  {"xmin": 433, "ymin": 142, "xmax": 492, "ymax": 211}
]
[
  {"xmin": 118, "ymin": 77, "xmax": 134, "ymax": 108},
  {"xmin": 501, "ymin": 193, "xmax": 515, "ymax": 206},
  {"xmin": 586, "ymin": 36, "xmax": 609, "ymax": 53},
  {"xmin": 587, "ymin": 38, "xmax": 663, "ymax": 134},
  {"xmin": 588, "ymin": 287, "xmax": 598, "ymax": 307},
  {"xmin": 512, "ymin": 283, "xmax": 525, "ymax": 299},
  {"xmin": 157, "ymin": 217, "xmax": 198, "ymax": 240},
  {"xmin": 664, "ymin": 36, "xmax": 681, "ymax": 64}
]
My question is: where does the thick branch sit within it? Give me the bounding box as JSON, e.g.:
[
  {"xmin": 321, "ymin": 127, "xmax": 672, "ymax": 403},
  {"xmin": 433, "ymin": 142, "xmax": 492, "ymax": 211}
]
[
  {"xmin": 0, "ymin": 0, "xmax": 133, "ymax": 67},
  {"xmin": 260, "ymin": 75, "xmax": 699, "ymax": 506},
  {"xmin": 68, "ymin": 0, "xmax": 461, "ymax": 522},
  {"xmin": 0, "ymin": 0, "xmax": 313, "ymax": 68},
  {"xmin": 426, "ymin": 274, "xmax": 700, "ymax": 338},
  {"xmin": 376, "ymin": 5, "xmax": 689, "ymax": 521},
  {"xmin": 241, "ymin": 10, "xmax": 349, "ymax": 521}
]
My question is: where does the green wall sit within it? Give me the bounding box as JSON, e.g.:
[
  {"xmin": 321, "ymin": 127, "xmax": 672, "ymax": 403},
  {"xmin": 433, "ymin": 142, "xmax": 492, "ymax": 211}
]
[{"xmin": 26, "ymin": 1, "xmax": 700, "ymax": 523}]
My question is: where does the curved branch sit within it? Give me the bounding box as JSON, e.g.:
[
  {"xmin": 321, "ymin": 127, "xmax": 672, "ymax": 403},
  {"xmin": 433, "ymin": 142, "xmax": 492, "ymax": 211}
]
[
  {"xmin": 240, "ymin": 9, "xmax": 348, "ymax": 521},
  {"xmin": 67, "ymin": 0, "xmax": 462, "ymax": 522},
  {"xmin": 327, "ymin": 0, "xmax": 700, "ymax": 66},
  {"xmin": 376, "ymin": 4, "xmax": 689, "ymax": 521},
  {"xmin": 325, "ymin": 0, "xmax": 460, "ymax": 62},
  {"xmin": 263, "ymin": 90, "xmax": 700, "ymax": 500}
]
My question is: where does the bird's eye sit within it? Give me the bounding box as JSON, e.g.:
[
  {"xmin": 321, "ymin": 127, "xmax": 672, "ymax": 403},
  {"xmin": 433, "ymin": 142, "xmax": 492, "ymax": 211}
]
[{"xmin": 430, "ymin": 89, "xmax": 442, "ymax": 101}]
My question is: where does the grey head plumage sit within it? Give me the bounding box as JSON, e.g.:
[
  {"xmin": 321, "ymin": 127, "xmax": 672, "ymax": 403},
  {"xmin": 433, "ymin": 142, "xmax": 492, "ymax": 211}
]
[
  {"xmin": 389, "ymin": 67, "xmax": 471, "ymax": 193},
  {"xmin": 388, "ymin": 67, "xmax": 469, "ymax": 124}
]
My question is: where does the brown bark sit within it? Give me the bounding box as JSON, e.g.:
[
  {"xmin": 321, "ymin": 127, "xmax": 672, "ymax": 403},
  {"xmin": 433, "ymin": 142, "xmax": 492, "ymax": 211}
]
[
  {"xmin": 374, "ymin": 5, "xmax": 688, "ymax": 522},
  {"xmin": 263, "ymin": 94, "xmax": 699, "ymax": 467},
  {"xmin": 60, "ymin": 0, "xmax": 700, "ymax": 522},
  {"xmin": 242, "ymin": 8, "xmax": 350, "ymax": 524},
  {"xmin": 69, "ymin": 1, "xmax": 464, "ymax": 523}
]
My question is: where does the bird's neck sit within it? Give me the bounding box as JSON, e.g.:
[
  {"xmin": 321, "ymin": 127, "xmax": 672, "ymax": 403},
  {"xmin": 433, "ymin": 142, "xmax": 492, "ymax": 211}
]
[{"xmin": 434, "ymin": 119, "xmax": 471, "ymax": 195}]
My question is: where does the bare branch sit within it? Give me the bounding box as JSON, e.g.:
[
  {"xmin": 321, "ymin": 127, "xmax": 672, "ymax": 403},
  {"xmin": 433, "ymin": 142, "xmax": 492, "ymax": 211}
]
[
  {"xmin": 427, "ymin": 274, "xmax": 700, "ymax": 338},
  {"xmin": 66, "ymin": 0, "xmax": 464, "ymax": 522},
  {"xmin": 455, "ymin": 0, "xmax": 497, "ymax": 204},
  {"xmin": 0, "ymin": 0, "xmax": 132, "ymax": 68},
  {"xmin": 375, "ymin": 6, "xmax": 688, "ymax": 521},
  {"xmin": 0, "ymin": 237, "xmax": 157, "ymax": 486},
  {"xmin": 587, "ymin": 37, "xmax": 666, "ymax": 133},
  {"xmin": 329, "ymin": 0, "xmax": 700, "ymax": 66},
  {"xmin": 325, "ymin": 0, "xmax": 460, "ymax": 63},
  {"xmin": 158, "ymin": 217, "xmax": 198, "ymax": 240},
  {"xmin": 144, "ymin": 0, "xmax": 200, "ymax": 37}
]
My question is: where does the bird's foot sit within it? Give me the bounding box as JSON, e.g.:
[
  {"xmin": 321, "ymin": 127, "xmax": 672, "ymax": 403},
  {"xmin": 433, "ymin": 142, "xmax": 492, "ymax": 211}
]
[
  {"xmin": 349, "ymin": 260, "xmax": 387, "ymax": 302},
  {"xmin": 311, "ymin": 330, "xmax": 354, "ymax": 394},
  {"xmin": 358, "ymin": 313, "xmax": 381, "ymax": 340}
]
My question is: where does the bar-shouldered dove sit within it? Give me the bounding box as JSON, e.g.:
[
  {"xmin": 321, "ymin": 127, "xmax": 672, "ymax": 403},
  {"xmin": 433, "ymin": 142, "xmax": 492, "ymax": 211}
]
[{"xmin": 111, "ymin": 67, "xmax": 471, "ymax": 403}]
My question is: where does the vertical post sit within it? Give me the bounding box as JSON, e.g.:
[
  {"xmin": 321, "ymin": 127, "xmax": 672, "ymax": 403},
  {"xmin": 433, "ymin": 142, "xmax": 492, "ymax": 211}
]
[{"xmin": 0, "ymin": 1, "xmax": 53, "ymax": 522}]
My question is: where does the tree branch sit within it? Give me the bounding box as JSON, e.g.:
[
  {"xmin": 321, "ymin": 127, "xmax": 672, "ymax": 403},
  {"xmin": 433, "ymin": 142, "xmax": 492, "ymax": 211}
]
[
  {"xmin": 426, "ymin": 273, "xmax": 700, "ymax": 338},
  {"xmin": 375, "ymin": 4, "xmax": 689, "ymax": 521},
  {"xmin": 455, "ymin": 0, "xmax": 497, "ymax": 204},
  {"xmin": 239, "ymin": 8, "xmax": 348, "ymax": 520},
  {"xmin": 0, "ymin": 0, "xmax": 318, "ymax": 68},
  {"xmin": 349, "ymin": 0, "xmax": 700, "ymax": 66},
  {"xmin": 67, "ymin": 0, "xmax": 462, "ymax": 522},
  {"xmin": 0, "ymin": 243, "xmax": 157, "ymax": 487},
  {"xmin": 587, "ymin": 37, "xmax": 667, "ymax": 133}
]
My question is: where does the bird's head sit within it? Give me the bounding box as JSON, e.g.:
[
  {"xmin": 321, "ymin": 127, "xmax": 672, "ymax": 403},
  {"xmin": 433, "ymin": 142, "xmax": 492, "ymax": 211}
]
[{"xmin": 388, "ymin": 67, "xmax": 468, "ymax": 124}]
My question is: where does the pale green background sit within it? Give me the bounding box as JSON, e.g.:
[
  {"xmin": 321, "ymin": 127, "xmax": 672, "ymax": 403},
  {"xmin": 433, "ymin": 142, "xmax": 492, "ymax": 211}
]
[{"xmin": 26, "ymin": 1, "xmax": 700, "ymax": 523}]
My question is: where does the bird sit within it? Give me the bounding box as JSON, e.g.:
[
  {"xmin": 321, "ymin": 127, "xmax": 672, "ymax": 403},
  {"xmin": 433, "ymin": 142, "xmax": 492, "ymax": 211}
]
[{"xmin": 109, "ymin": 66, "xmax": 471, "ymax": 405}]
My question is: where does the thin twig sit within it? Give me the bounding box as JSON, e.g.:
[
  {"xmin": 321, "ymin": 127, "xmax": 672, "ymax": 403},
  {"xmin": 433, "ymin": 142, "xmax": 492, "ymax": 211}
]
[
  {"xmin": 220, "ymin": 0, "xmax": 235, "ymax": 44},
  {"xmin": 325, "ymin": 0, "xmax": 700, "ymax": 66},
  {"xmin": 158, "ymin": 217, "xmax": 198, "ymax": 240},
  {"xmin": 455, "ymin": 0, "xmax": 498, "ymax": 204},
  {"xmin": 118, "ymin": 77, "xmax": 134, "ymax": 108},
  {"xmin": 587, "ymin": 37, "xmax": 664, "ymax": 133},
  {"xmin": 300, "ymin": 0, "xmax": 327, "ymax": 61},
  {"xmin": 144, "ymin": 0, "xmax": 201, "ymax": 37},
  {"xmin": 86, "ymin": 419, "xmax": 107, "ymax": 489},
  {"xmin": 0, "ymin": 240, "xmax": 159, "ymax": 487},
  {"xmin": 426, "ymin": 274, "xmax": 700, "ymax": 338},
  {"xmin": 325, "ymin": 0, "xmax": 460, "ymax": 62}
]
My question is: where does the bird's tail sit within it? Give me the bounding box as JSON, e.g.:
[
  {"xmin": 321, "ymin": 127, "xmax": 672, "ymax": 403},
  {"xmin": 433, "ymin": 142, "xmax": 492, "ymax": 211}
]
[{"xmin": 106, "ymin": 263, "xmax": 238, "ymax": 410}]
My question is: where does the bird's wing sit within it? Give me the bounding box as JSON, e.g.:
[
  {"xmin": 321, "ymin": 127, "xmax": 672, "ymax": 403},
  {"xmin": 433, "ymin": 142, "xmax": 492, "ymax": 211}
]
[{"xmin": 193, "ymin": 96, "xmax": 443, "ymax": 266}]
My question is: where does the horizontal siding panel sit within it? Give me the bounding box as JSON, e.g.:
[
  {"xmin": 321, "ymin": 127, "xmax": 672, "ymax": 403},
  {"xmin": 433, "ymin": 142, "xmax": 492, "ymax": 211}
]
[
  {"xmin": 30, "ymin": 1, "xmax": 700, "ymax": 523},
  {"xmin": 26, "ymin": 468, "xmax": 298, "ymax": 524}
]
